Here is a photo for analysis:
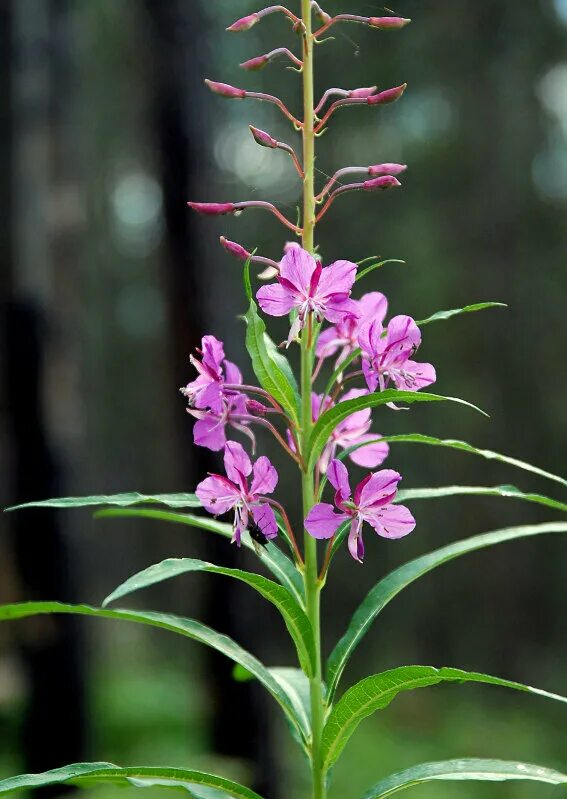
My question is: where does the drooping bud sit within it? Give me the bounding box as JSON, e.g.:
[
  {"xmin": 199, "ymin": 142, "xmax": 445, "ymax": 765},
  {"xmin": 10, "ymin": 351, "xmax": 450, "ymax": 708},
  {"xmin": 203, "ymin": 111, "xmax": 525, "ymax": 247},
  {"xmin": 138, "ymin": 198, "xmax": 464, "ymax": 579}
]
[
  {"xmin": 312, "ymin": 1, "xmax": 332, "ymax": 24},
  {"xmin": 204, "ymin": 79, "xmax": 246, "ymax": 99},
  {"xmin": 240, "ymin": 55, "xmax": 269, "ymax": 72},
  {"xmin": 220, "ymin": 236, "xmax": 250, "ymax": 260},
  {"xmin": 348, "ymin": 86, "xmax": 379, "ymax": 99},
  {"xmin": 364, "ymin": 176, "xmax": 402, "ymax": 190},
  {"xmin": 188, "ymin": 202, "xmax": 236, "ymax": 216},
  {"xmin": 247, "ymin": 399, "xmax": 270, "ymax": 415},
  {"xmin": 367, "ymin": 83, "xmax": 407, "ymax": 105},
  {"xmin": 227, "ymin": 13, "xmax": 260, "ymax": 32},
  {"xmin": 249, "ymin": 125, "xmax": 279, "ymax": 149},
  {"xmin": 368, "ymin": 163, "xmax": 407, "ymax": 177},
  {"xmin": 369, "ymin": 17, "xmax": 411, "ymax": 30}
]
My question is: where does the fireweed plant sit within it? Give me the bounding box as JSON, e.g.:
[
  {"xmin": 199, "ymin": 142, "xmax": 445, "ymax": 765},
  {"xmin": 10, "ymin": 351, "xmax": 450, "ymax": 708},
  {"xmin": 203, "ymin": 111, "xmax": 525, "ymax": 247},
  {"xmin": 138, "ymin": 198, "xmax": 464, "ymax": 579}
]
[{"xmin": 3, "ymin": 4, "xmax": 567, "ymax": 799}]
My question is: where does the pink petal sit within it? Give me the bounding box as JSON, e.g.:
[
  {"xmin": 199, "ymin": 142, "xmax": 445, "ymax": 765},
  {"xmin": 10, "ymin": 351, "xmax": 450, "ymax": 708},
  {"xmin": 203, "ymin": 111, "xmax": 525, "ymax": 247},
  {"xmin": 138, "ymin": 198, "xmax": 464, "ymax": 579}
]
[
  {"xmin": 362, "ymin": 358, "xmax": 379, "ymax": 392},
  {"xmin": 386, "ymin": 315, "xmax": 421, "ymax": 359},
  {"xmin": 358, "ymin": 469, "xmax": 402, "ymax": 510},
  {"xmin": 393, "ymin": 360, "xmax": 437, "ymax": 392},
  {"xmin": 201, "ymin": 335, "xmax": 225, "ymax": 373},
  {"xmin": 336, "ymin": 388, "xmax": 371, "ymax": 434},
  {"xmin": 251, "ymin": 503, "xmax": 278, "ymax": 540},
  {"xmin": 305, "ymin": 503, "xmax": 349, "ymax": 540},
  {"xmin": 317, "ymin": 259, "xmax": 357, "ymax": 299},
  {"xmin": 327, "ymin": 459, "xmax": 351, "ymax": 500},
  {"xmin": 193, "ymin": 416, "xmax": 227, "ymax": 451},
  {"xmin": 359, "ymin": 292, "xmax": 388, "ymax": 325},
  {"xmin": 369, "ymin": 503, "xmax": 416, "ymax": 539},
  {"xmin": 315, "ymin": 325, "xmax": 341, "ymax": 359},
  {"xmin": 256, "ymin": 283, "xmax": 297, "ymax": 317},
  {"xmin": 279, "ymin": 246, "xmax": 318, "ymax": 293},
  {"xmin": 194, "ymin": 381, "xmax": 223, "ymax": 413},
  {"xmin": 347, "ymin": 517, "xmax": 365, "ymax": 563},
  {"xmin": 196, "ymin": 475, "xmax": 239, "ymax": 515},
  {"xmin": 348, "ymin": 434, "xmax": 390, "ymax": 468},
  {"xmin": 223, "ymin": 359, "xmax": 242, "ymax": 385},
  {"xmin": 224, "ymin": 441, "xmax": 252, "ymax": 485},
  {"xmin": 358, "ymin": 319, "xmax": 385, "ymax": 357},
  {"xmin": 250, "ymin": 456, "xmax": 278, "ymax": 496},
  {"xmin": 324, "ymin": 296, "xmax": 359, "ymax": 324}
]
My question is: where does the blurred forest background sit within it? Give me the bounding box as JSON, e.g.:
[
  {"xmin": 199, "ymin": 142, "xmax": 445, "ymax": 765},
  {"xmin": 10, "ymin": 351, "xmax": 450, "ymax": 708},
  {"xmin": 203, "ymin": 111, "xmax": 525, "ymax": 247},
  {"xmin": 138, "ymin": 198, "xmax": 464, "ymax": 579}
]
[{"xmin": 1, "ymin": 1, "xmax": 567, "ymax": 797}]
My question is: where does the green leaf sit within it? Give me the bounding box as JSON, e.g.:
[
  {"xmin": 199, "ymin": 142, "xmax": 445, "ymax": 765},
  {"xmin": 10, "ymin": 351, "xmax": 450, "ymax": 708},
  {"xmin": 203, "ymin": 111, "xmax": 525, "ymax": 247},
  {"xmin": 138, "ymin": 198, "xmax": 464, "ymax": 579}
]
[
  {"xmin": 306, "ymin": 391, "xmax": 488, "ymax": 472},
  {"xmin": 397, "ymin": 484, "xmax": 567, "ymax": 513},
  {"xmin": 242, "ymin": 251, "xmax": 253, "ymax": 302},
  {"xmin": 355, "ymin": 259, "xmax": 405, "ymax": 283},
  {"xmin": 0, "ymin": 762, "xmax": 266, "ymax": 799},
  {"xmin": 0, "ymin": 602, "xmax": 310, "ymax": 746},
  {"xmin": 340, "ymin": 433, "xmax": 567, "ymax": 491},
  {"xmin": 416, "ymin": 302, "xmax": 507, "ymax": 326},
  {"xmin": 94, "ymin": 508, "xmax": 305, "ymax": 607},
  {"xmin": 269, "ymin": 667, "xmax": 313, "ymax": 737},
  {"xmin": 102, "ymin": 558, "xmax": 315, "ymax": 677},
  {"xmin": 322, "ymin": 665, "xmax": 567, "ymax": 770},
  {"xmin": 361, "ymin": 759, "xmax": 567, "ymax": 798},
  {"xmin": 244, "ymin": 299, "xmax": 300, "ymax": 424},
  {"xmin": 326, "ymin": 521, "xmax": 567, "ymax": 702},
  {"xmin": 320, "ymin": 348, "xmax": 362, "ymax": 402},
  {"xmin": 6, "ymin": 492, "xmax": 201, "ymax": 512}
]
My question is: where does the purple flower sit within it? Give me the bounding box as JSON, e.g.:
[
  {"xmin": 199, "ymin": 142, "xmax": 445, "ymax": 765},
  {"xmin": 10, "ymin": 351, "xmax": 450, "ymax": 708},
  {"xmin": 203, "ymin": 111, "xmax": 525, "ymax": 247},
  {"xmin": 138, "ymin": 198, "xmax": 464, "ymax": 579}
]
[
  {"xmin": 196, "ymin": 442, "xmax": 279, "ymax": 546},
  {"xmin": 359, "ymin": 315, "xmax": 436, "ymax": 393},
  {"xmin": 181, "ymin": 335, "xmax": 242, "ymax": 413},
  {"xmin": 313, "ymin": 389, "xmax": 389, "ymax": 472},
  {"xmin": 256, "ymin": 246, "xmax": 358, "ymax": 345},
  {"xmin": 316, "ymin": 291, "xmax": 388, "ymax": 365},
  {"xmin": 305, "ymin": 460, "xmax": 415, "ymax": 562}
]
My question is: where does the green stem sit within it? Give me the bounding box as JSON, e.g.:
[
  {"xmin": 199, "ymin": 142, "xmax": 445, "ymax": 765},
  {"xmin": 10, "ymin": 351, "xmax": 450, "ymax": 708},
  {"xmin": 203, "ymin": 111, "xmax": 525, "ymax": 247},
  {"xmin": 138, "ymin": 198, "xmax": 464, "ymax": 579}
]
[{"xmin": 300, "ymin": 3, "xmax": 326, "ymax": 799}]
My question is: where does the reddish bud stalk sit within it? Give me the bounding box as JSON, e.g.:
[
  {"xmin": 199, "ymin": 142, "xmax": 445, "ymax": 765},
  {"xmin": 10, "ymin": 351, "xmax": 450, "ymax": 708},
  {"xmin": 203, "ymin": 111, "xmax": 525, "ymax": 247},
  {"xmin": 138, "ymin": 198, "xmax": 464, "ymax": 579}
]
[
  {"xmin": 314, "ymin": 86, "xmax": 377, "ymax": 115},
  {"xmin": 245, "ymin": 91, "xmax": 302, "ymax": 127},
  {"xmin": 249, "ymin": 126, "xmax": 304, "ymax": 178},
  {"xmin": 240, "ymin": 47, "xmax": 303, "ymax": 72},
  {"xmin": 219, "ymin": 237, "xmax": 280, "ymax": 272},
  {"xmin": 314, "ymin": 13, "xmax": 411, "ymax": 38},
  {"xmin": 189, "ymin": 201, "xmax": 299, "ymax": 233},
  {"xmin": 317, "ymin": 163, "xmax": 407, "ymax": 199},
  {"xmin": 204, "ymin": 80, "xmax": 301, "ymax": 127},
  {"xmin": 227, "ymin": 5, "xmax": 300, "ymax": 32},
  {"xmin": 314, "ymin": 83, "xmax": 407, "ymax": 133},
  {"xmin": 316, "ymin": 176, "xmax": 401, "ymax": 222}
]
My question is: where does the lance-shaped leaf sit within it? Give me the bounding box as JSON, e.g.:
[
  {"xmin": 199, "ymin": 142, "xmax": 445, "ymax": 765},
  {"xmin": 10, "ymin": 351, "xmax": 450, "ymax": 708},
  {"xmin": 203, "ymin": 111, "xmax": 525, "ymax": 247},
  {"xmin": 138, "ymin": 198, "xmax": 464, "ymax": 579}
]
[
  {"xmin": 244, "ymin": 299, "xmax": 300, "ymax": 424},
  {"xmin": 6, "ymin": 492, "xmax": 201, "ymax": 512},
  {"xmin": 102, "ymin": 558, "xmax": 315, "ymax": 676},
  {"xmin": 0, "ymin": 602, "xmax": 310, "ymax": 746},
  {"xmin": 322, "ymin": 665, "xmax": 567, "ymax": 770},
  {"xmin": 355, "ymin": 258, "xmax": 405, "ymax": 283},
  {"xmin": 361, "ymin": 759, "xmax": 567, "ymax": 798},
  {"xmin": 396, "ymin": 484, "xmax": 567, "ymax": 513},
  {"xmin": 0, "ymin": 762, "xmax": 266, "ymax": 799},
  {"xmin": 326, "ymin": 522, "xmax": 567, "ymax": 701},
  {"xmin": 416, "ymin": 301, "xmax": 507, "ymax": 326},
  {"xmin": 306, "ymin": 391, "xmax": 488, "ymax": 472},
  {"xmin": 340, "ymin": 433, "xmax": 567, "ymax": 491},
  {"xmin": 94, "ymin": 508, "xmax": 305, "ymax": 606}
]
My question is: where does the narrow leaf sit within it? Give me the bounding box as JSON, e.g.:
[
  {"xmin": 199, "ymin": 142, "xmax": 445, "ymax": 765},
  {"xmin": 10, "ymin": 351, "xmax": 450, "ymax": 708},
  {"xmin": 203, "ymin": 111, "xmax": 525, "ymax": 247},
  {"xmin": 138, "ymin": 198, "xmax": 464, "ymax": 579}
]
[
  {"xmin": 94, "ymin": 508, "xmax": 305, "ymax": 606},
  {"xmin": 362, "ymin": 759, "xmax": 567, "ymax": 798},
  {"xmin": 355, "ymin": 259, "xmax": 405, "ymax": 283},
  {"xmin": 244, "ymin": 299, "xmax": 300, "ymax": 424},
  {"xmin": 326, "ymin": 522, "xmax": 567, "ymax": 701},
  {"xmin": 320, "ymin": 348, "xmax": 362, "ymax": 403},
  {"xmin": 416, "ymin": 302, "xmax": 507, "ymax": 326},
  {"xmin": 0, "ymin": 763, "xmax": 266, "ymax": 799},
  {"xmin": 322, "ymin": 665, "xmax": 567, "ymax": 769},
  {"xmin": 397, "ymin": 484, "xmax": 567, "ymax": 514},
  {"xmin": 307, "ymin": 391, "xmax": 488, "ymax": 472},
  {"xmin": 6, "ymin": 492, "xmax": 201, "ymax": 512},
  {"xmin": 0, "ymin": 602, "xmax": 310, "ymax": 745},
  {"xmin": 102, "ymin": 558, "xmax": 315, "ymax": 677}
]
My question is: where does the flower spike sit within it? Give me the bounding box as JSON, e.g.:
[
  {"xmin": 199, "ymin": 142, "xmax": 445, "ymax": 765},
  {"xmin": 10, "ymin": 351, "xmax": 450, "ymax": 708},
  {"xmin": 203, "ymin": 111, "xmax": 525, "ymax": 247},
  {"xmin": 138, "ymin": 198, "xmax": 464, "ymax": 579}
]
[
  {"xmin": 240, "ymin": 48, "xmax": 303, "ymax": 72},
  {"xmin": 227, "ymin": 5, "xmax": 301, "ymax": 32}
]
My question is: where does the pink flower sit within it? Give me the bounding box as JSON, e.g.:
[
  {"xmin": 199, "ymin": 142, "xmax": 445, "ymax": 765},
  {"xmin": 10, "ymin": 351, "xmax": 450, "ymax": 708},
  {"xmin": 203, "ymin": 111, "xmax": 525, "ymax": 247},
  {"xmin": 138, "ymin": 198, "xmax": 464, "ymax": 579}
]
[
  {"xmin": 316, "ymin": 292, "xmax": 388, "ymax": 365},
  {"xmin": 181, "ymin": 335, "xmax": 242, "ymax": 414},
  {"xmin": 305, "ymin": 460, "xmax": 415, "ymax": 562},
  {"xmin": 359, "ymin": 315, "xmax": 436, "ymax": 394},
  {"xmin": 257, "ymin": 246, "xmax": 358, "ymax": 345},
  {"xmin": 196, "ymin": 442, "xmax": 279, "ymax": 546}
]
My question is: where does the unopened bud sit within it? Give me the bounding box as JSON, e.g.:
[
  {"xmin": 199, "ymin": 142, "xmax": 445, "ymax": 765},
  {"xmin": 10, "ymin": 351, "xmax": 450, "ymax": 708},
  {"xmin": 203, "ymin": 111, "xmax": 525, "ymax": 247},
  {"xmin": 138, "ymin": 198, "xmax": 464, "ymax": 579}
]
[
  {"xmin": 258, "ymin": 266, "xmax": 280, "ymax": 280},
  {"xmin": 364, "ymin": 176, "xmax": 402, "ymax": 191},
  {"xmin": 220, "ymin": 236, "xmax": 250, "ymax": 260},
  {"xmin": 240, "ymin": 54, "xmax": 269, "ymax": 71},
  {"xmin": 204, "ymin": 79, "xmax": 246, "ymax": 99},
  {"xmin": 367, "ymin": 83, "xmax": 407, "ymax": 105},
  {"xmin": 348, "ymin": 86, "xmax": 378, "ymax": 99},
  {"xmin": 188, "ymin": 202, "xmax": 235, "ymax": 216},
  {"xmin": 227, "ymin": 13, "xmax": 260, "ymax": 32},
  {"xmin": 249, "ymin": 125, "xmax": 278, "ymax": 149},
  {"xmin": 369, "ymin": 16, "xmax": 411, "ymax": 30},
  {"xmin": 368, "ymin": 163, "xmax": 407, "ymax": 177},
  {"xmin": 312, "ymin": 1, "xmax": 332, "ymax": 24},
  {"xmin": 247, "ymin": 399, "xmax": 269, "ymax": 415}
]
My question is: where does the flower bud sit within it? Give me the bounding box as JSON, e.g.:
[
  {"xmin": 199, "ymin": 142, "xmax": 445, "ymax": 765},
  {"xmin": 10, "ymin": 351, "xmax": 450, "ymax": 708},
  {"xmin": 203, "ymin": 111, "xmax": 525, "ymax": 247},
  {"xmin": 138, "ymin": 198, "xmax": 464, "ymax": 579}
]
[
  {"xmin": 258, "ymin": 266, "xmax": 280, "ymax": 280},
  {"xmin": 220, "ymin": 236, "xmax": 250, "ymax": 260},
  {"xmin": 369, "ymin": 16, "xmax": 411, "ymax": 30},
  {"xmin": 249, "ymin": 125, "xmax": 278, "ymax": 149},
  {"xmin": 204, "ymin": 79, "xmax": 246, "ymax": 99},
  {"xmin": 368, "ymin": 163, "xmax": 407, "ymax": 177},
  {"xmin": 226, "ymin": 13, "xmax": 260, "ymax": 32},
  {"xmin": 247, "ymin": 399, "xmax": 269, "ymax": 415},
  {"xmin": 312, "ymin": 1, "xmax": 332, "ymax": 24},
  {"xmin": 240, "ymin": 55, "xmax": 269, "ymax": 72},
  {"xmin": 348, "ymin": 86, "xmax": 378, "ymax": 99},
  {"xmin": 367, "ymin": 83, "xmax": 407, "ymax": 105},
  {"xmin": 187, "ymin": 202, "xmax": 235, "ymax": 216},
  {"xmin": 364, "ymin": 176, "xmax": 402, "ymax": 190}
]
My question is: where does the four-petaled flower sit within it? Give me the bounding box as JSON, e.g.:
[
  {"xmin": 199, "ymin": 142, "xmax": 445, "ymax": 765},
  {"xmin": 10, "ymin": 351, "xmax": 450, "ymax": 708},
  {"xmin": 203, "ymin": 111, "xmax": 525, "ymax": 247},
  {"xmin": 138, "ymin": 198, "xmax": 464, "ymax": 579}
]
[
  {"xmin": 196, "ymin": 442, "xmax": 279, "ymax": 546},
  {"xmin": 316, "ymin": 291, "xmax": 388, "ymax": 366},
  {"xmin": 304, "ymin": 459, "xmax": 415, "ymax": 562},
  {"xmin": 359, "ymin": 315, "xmax": 436, "ymax": 394},
  {"xmin": 257, "ymin": 245, "xmax": 358, "ymax": 345}
]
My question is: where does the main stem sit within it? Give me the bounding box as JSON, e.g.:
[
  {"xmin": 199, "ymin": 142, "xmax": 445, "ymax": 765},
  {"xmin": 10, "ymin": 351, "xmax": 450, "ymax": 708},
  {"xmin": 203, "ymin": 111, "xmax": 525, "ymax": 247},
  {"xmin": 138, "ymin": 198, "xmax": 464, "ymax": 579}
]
[{"xmin": 300, "ymin": 4, "xmax": 326, "ymax": 799}]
